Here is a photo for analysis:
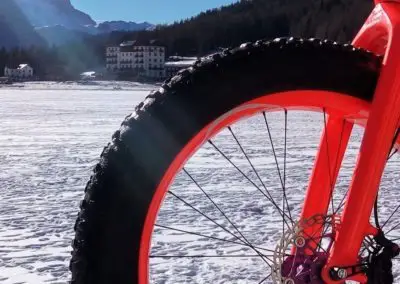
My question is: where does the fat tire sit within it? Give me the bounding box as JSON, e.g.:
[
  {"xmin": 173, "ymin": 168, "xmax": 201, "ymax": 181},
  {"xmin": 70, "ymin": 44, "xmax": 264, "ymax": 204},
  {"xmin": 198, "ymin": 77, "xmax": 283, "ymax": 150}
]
[{"xmin": 70, "ymin": 37, "xmax": 381, "ymax": 284}]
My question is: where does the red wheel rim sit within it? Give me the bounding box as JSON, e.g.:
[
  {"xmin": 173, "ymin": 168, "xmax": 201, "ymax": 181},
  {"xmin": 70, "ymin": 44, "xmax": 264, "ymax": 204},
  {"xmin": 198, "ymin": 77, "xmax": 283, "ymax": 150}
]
[{"xmin": 138, "ymin": 90, "xmax": 371, "ymax": 283}]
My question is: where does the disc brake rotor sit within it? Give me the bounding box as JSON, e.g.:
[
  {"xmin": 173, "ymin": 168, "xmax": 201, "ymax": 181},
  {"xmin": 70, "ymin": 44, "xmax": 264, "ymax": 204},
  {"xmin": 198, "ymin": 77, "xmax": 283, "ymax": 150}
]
[{"xmin": 272, "ymin": 214, "xmax": 340, "ymax": 284}]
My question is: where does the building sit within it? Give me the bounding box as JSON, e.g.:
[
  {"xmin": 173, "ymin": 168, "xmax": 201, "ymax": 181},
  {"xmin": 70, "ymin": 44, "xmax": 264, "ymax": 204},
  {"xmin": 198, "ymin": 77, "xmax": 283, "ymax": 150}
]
[
  {"xmin": 164, "ymin": 57, "xmax": 197, "ymax": 78},
  {"xmin": 106, "ymin": 40, "xmax": 166, "ymax": 79},
  {"xmin": 4, "ymin": 64, "xmax": 34, "ymax": 79},
  {"xmin": 106, "ymin": 46, "xmax": 120, "ymax": 71}
]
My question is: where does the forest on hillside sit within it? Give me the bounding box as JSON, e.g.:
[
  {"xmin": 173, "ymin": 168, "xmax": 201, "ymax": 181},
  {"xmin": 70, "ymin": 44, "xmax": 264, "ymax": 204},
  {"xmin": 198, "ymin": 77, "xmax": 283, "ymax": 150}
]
[
  {"xmin": 0, "ymin": 0, "xmax": 373, "ymax": 79},
  {"xmin": 0, "ymin": 40, "xmax": 104, "ymax": 80},
  {"xmin": 110, "ymin": 0, "xmax": 372, "ymax": 56}
]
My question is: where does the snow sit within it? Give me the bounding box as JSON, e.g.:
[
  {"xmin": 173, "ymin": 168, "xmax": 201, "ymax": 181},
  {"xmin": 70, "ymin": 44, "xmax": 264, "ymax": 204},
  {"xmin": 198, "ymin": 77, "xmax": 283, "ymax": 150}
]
[
  {"xmin": 80, "ymin": 71, "xmax": 96, "ymax": 77},
  {"xmin": 0, "ymin": 81, "xmax": 156, "ymax": 91},
  {"xmin": 0, "ymin": 86, "xmax": 149, "ymax": 283},
  {"xmin": 18, "ymin": 64, "xmax": 29, "ymax": 70},
  {"xmin": 165, "ymin": 60, "xmax": 197, "ymax": 67},
  {"xmin": 0, "ymin": 83, "xmax": 399, "ymax": 283}
]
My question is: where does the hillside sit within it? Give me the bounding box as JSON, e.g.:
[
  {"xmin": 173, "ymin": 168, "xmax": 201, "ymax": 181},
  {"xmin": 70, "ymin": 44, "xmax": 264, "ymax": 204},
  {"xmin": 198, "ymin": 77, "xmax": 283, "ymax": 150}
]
[
  {"xmin": 97, "ymin": 21, "xmax": 153, "ymax": 33},
  {"xmin": 0, "ymin": 0, "xmax": 45, "ymax": 49},
  {"xmin": 0, "ymin": 0, "xmax": 154, "ymax": 47},
  {"xmin": 14, "ymin": 0, "xmax": 96, "ymax": 31},
  {"xmin": 0, "ymin": 0, "xmax": 376, "ymax": 79},
  {"xmin": 110, "ymin": 0, "xmax": 373, "ymax": 56}
]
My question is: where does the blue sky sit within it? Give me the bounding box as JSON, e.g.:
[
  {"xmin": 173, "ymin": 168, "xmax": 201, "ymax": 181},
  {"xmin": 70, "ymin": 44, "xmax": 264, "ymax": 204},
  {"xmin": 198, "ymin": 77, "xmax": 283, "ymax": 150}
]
[{"xmin": 70, "ymin": 0, "xmax": 237, "ymax": 24}]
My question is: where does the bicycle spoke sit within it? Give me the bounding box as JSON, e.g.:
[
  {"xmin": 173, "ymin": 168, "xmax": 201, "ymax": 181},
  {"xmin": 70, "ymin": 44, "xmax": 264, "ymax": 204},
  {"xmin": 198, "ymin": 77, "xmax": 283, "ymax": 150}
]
[
  {"xmin": 227, "ymin": 126, "xmax": 266, "ymax": 191},
  {"xmin": 150, "ymin": 254, "xmax": 267, "ymax": 258},
  {"xmin": 385, "ymin": 222, "xmax": 400, "ymax": 235},
  {"xmin": 167, "ymin": 190, "xmax": 272, "ymax": 266},
  {"xmin": 147, "ymin": 102, "xmax": 400, "ymax": 284},
  {"xmin": 183, "ymin": 167, "xmax": 271, "ymax": 263},
  {"xmin": 388, "ymin": 149, "xmax": 398, "ymax": 160},
  {"xmin": 168, "ymin": 191, "xmax": 245, "ymax": 243},
  {"xmin": 208, "ymin": 140, "xmax": 291, "ymax": 227},
  {"xmin": 283, "ymin": 110, "xmax": 287, "ymax": 244},
  {"xmin": 301, "ymin": 222, "xmax": 328, "ymax": 254},
  {"xmin": 263, "ymin": 111, "xmax": 293, "ymax": 226},
  {"xmin": 258, "ymin": 273, "xmax": 272, "ymax": 284},
  {"xmin": 334, "ymin": 192, "xmax": 346, "ymax": 214},
  {"xmin": 381, "ymin": 204, "xmax": 400, "ymax": 229},
  {"xmin": 155, "ymin": 224, "xmax": 285, "ymax": 255},
  {"xmin": 227, "ymin": 124, "xmax": 293, "ymax": 230},
  {"xmin": 336, "ymin": 134, "xmax": 398, "ymax": 215},
  {"xmin": 322, "ymin": 109, "xmax": 335, "ymax": 214},
  {"xmin": 372, "ymin": 129, "xmax": 400, "ymax": 231}
]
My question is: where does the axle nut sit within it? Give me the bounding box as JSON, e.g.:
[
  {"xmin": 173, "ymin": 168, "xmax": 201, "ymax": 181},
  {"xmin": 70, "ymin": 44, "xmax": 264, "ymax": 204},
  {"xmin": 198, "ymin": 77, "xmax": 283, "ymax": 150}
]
[
  {"xmin": 294, "ymin": 236, "xmax": 306, "ymax": 248},
  {"xmin": 337, "ymin": 268, "xmax": 347, "ymax": 279}
]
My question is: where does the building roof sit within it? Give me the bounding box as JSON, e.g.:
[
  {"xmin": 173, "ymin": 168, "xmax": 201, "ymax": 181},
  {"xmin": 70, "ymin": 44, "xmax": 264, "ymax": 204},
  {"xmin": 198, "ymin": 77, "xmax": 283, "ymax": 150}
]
[
  {"xmin": 18, "ymin": 64, "xmax": 30, "ymax": 69},
  {"xmin": 120, "ymin": 41, "xmax": 136, "ymax": 47},
  {"xmin": 119, "ymin": 39, "xmax": 164, "ymax": 47},
  {"xmin": 5, "ymin": 63, "xmax": 32, "ymax": 70}
]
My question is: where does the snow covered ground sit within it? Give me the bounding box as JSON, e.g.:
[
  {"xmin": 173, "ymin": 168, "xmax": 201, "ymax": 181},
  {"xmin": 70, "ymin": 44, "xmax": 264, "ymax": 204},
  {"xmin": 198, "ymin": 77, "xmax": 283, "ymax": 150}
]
[
  {"xmin": 0, "ymin": 81, "xmax": 157, "ymax": 91},
  {"xmin": 0, "ymin": 83, "xmax": 400, "ymax": 283},
  {"xmin": 0, "ymin": 85, "xmax": 150, "ymax": 283}
]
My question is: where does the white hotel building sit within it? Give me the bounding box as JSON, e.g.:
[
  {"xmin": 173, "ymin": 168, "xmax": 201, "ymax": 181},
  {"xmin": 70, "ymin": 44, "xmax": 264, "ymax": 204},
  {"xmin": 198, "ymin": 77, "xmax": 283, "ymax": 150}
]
[{"xmin": 106, "ymin": 40, "xmax": 166, "ymax": 79}]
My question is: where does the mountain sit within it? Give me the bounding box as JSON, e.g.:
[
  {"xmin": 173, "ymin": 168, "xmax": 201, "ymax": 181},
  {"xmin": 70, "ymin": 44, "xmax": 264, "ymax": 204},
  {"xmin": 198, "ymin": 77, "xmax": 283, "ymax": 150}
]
[
  {"xmin": 0, "ymin": 0, "xmax": 375, "ymax": 78},
  {"xmin": 0, "ymin": 0, "xmax": 45, "ymax": 49},
  {"xmin": 6, "ymin": 0, "xmax": 154, "ymax": 46},
  {"xmin": 14, "ymin": 0, "xmax": 96, "ymax": 31},
  {"xmin": 35, "ymin": 25, "xmax": 88, "ymax": 46}
]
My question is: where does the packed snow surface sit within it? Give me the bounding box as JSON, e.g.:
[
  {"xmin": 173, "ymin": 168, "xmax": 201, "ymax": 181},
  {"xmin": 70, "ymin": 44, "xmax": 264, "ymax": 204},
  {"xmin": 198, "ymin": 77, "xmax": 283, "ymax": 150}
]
[{"xmin": 1, "ymin": 82, "xmax": 400, "ymax": 283}]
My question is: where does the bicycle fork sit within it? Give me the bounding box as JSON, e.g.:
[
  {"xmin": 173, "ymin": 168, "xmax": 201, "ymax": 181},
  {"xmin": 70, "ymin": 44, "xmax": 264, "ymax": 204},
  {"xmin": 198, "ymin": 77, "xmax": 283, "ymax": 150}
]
[{"xmin": 299, "ymin": 2, "xmax": 400, "ymax": 283}]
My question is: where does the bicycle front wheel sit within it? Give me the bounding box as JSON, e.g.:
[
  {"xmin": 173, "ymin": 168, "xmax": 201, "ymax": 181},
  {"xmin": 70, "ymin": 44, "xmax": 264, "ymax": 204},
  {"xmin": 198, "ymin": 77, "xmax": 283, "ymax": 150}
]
[{"xmin": 70, "ymin": 38, "xmax": 388, "ymax": 284}]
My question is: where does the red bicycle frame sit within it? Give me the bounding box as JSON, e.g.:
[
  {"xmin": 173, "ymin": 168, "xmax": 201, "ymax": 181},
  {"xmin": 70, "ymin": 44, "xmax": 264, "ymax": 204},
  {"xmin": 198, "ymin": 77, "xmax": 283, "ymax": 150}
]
[{"xmin": 299, "ymin": 0, "xmax": 400, "ymax": 282}]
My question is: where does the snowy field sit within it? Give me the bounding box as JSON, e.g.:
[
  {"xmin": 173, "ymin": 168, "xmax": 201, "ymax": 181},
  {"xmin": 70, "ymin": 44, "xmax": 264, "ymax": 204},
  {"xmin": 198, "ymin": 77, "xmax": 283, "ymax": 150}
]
[
  {"xmin": 0, "ymin": 80, "xmax": 157, "ymax": 91},
  {"xmin": 0, "ymin": 83, "xmax": 152, "ymax": 283},
  {"xmin": 1, "ymin": 82, "xmax": 400, "ymax": 283}
]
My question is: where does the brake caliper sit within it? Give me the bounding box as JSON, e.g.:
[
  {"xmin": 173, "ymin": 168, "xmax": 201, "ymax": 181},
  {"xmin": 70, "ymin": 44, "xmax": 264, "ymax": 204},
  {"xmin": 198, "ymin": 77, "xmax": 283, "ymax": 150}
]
[{"xmin": 366, "ymin": 230, "xmax": 400, "ymax": 284}]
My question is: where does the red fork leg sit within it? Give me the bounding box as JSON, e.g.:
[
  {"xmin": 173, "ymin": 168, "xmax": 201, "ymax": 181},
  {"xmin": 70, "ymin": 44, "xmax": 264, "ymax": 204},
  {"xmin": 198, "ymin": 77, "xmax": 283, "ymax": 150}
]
[
  {"xmin": 323, "ymin": 2, "xmax": 400, "ymax": 278},
  {"xmin": 300, "ymin": 116, "xmax": 353, "ymax": 247}
]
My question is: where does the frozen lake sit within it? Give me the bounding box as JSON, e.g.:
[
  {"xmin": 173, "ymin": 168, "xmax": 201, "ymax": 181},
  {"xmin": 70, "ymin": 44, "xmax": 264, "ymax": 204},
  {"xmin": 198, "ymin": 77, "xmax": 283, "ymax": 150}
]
[
  {"xmin": 0, "ymin": 85, "xmax": 151, "ymax": 283},
  {"xmin": 1, "ymin": 83, "xmax": 400, "ymax": 283}
]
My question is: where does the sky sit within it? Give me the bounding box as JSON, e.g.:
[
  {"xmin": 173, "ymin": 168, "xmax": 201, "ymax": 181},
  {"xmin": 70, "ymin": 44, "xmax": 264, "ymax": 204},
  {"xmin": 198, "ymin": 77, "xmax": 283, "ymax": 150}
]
[{"xmin": 70, "ymin": 0, "xmax": 237, "ymax": 24}]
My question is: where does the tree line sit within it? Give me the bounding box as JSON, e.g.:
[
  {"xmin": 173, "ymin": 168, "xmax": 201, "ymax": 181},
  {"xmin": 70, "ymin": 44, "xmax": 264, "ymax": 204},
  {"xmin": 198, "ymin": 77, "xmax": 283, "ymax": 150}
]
[
  {"xmin": 111, "ymin": 0, "xmax": 372, "ymax": 56},
  {"xmin": 0, "ymin": 39, "xmax": 104, "ymax": 79},
  {"xmin": 0, "ymin": 0, "xmax": 373, "ymax": 79}
]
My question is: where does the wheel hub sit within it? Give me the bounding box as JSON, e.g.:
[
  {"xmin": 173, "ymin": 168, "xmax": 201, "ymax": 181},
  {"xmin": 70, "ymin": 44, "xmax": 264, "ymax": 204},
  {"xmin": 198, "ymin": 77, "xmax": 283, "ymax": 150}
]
[
  {"xmin": 281, "ymin": 253, "xmax": 327, "ymax": 283},
  {"xmin": 272, "ymin": 215, "xmax": 339, "ymax": 284},
  {"xmin": 272, "ymin": 215, "xmax": 400, "ymax": 283}
]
